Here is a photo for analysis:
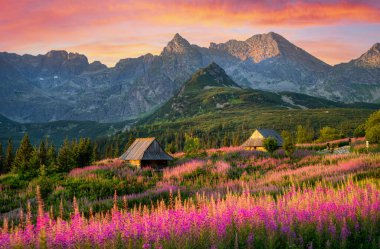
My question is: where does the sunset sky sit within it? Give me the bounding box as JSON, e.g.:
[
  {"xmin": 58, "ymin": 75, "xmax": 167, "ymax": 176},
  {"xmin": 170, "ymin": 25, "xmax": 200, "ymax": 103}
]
[{"xmin": 1, "ymin": 0, "xmax": 380, "ymax": 66}]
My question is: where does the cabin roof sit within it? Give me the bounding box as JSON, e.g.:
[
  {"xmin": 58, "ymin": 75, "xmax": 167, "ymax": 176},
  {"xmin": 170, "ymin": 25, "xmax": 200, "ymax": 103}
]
[
  {"xmin": 119, "ymin": 137, "xmax": 173, "ymax": 161},
  {"xmin": 241, "ymin": 129, "xmax": 283, "ymax": 147}
]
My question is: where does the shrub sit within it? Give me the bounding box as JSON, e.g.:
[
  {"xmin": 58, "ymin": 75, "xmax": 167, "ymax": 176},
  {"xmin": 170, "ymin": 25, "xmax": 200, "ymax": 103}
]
[
  {"xmin": 366, "ymin": 124, "xmax": 380, "ymax": 144},
  {"xmin": 263, "ymin": 137, "xmax": 278, "ymax": 154},
  {"xmin": 281, "ymin": 131, "xmax": 295, "ymax": 158},
  {"xmin": 318, "ymin": 126, "xmax": 340, "ymax": 142}
]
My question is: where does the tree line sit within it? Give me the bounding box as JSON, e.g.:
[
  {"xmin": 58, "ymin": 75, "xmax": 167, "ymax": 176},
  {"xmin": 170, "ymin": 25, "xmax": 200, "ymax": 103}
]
[
  {"xmin": 0, "ymin": 134, "xmax": 98, "ymax": 177},
  {"xmin": 1, "ymin": 110, "xmax": 378, "ymax": 176}
]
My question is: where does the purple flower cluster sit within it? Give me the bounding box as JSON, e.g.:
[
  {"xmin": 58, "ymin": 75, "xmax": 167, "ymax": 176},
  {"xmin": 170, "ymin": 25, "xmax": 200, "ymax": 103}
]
[{"xmin": 1, "ymin": 181, "xmax": 379, "ymax": 248}]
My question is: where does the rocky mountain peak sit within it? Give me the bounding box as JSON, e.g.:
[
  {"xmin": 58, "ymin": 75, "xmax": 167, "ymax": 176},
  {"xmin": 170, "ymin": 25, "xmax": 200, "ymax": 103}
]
[
  {"xmin": 67, "ymin": 52, "xmax": 88, "ymax": 61},
  {"xmin": 87, "ymin": 61, "xmax": 107, "ymax": 71},
  {"xmin": 161, "ymin": 33, "xmax": 193, "ymax": 54},
  {"xmin": 209, "ymin": 32, "xmax": 289, "ymax": 62},
  {"xmin": 41, "ymin": 50, "xmax": 90, "ymax": 75},
  {"xmin": 353, "ymin": 43, "xmax": 380, "ymax": 68},
  {"xmin": 209, "ymin": 32, "xmax": 329, "ymax": 71},
  {"xmin": 45, "ymin": 50, "xmax": 69, "ymax": 59}
]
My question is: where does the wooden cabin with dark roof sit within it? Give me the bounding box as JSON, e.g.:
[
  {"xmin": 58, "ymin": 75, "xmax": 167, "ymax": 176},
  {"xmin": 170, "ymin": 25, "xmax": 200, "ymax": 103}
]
[
  {"xmin": 241, "ymin": 128, "xmax": 283, "ymax": 151},
  {"xmin": 119, "ymin": 137, "xmax": 173, "ymax": 169}
]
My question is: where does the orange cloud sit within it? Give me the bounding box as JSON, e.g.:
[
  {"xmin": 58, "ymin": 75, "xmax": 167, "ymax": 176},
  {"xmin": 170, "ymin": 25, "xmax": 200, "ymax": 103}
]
[{"xmin": 0, "ymin": 0, "xmax": 379, "ymax": 66}]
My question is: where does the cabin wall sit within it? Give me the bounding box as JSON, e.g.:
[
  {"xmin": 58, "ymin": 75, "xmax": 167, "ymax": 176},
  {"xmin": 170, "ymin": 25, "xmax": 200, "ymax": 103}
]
[
  {"xmin": 128, "ymin": 160, "xmax": 141, "ymax": 168},
  {"xmin": 244, "ymin": 146, "xmax": 267, "ymax": 152},
  {"xmin": 141, "ymin": 160, "xmax": 168, "ymax": 169},
  {"xmin": 250, "ymin": 130, "xmax": 264, "ymax": 140},
  {"xmin": 127, "ymin": 160, "xmax": 169, "ymax": 169}
]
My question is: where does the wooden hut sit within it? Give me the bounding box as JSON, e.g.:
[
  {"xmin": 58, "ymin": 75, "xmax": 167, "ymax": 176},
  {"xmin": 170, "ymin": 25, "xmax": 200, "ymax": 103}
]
[
  {"xmin": 119, "ymin": 137, "xmax": 173, "ymax": 169},
  {"xmin": 241, "ymin": 128, "xmax": 283, "ymax": 151}
]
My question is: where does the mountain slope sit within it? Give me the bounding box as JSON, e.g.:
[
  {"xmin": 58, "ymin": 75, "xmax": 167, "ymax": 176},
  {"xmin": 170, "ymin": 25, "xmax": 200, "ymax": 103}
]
[
  {"xmin": 317, "ymin": 43, "xmax": 380, "ymax": 102},
  {"xmin": 141, "ymin": 63, "xmax": 380, "ymax": 124},
  {"xmin": 0, "ymin": 33, "xmax": 379, "ymax": 123}
]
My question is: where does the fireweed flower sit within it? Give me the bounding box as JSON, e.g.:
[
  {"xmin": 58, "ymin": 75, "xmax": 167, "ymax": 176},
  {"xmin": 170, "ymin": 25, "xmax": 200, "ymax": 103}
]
[{"xmin": 1, "ymin": 153, "xmax": 380, "ymax": 248}]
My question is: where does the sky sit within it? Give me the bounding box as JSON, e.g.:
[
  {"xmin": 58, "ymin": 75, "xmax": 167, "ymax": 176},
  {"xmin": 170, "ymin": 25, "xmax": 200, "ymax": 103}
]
[{"xmin": 1, "ymin": 0, "xmax": 380, "ymax": 66}]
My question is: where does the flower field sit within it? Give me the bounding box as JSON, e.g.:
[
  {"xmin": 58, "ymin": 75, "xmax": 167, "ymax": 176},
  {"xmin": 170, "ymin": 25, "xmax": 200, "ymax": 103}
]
[
  {"xmin": 1, "ymin": 148, "xmax": 380, "ymax": 248},
  {"xmin": 1, "ymin": 180, "xmax": 379, "ymax": 248}
]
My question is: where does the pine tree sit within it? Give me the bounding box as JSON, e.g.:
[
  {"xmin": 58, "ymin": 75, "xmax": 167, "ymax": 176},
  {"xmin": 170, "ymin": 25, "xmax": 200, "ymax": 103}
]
[
  {"xmin": 57, "ymin": 138, "xmax": 76, "ymax": 172},
  {"xmin": 105, "ymin": 144, "xmax": 113, "ymax": 158},
  {"xmin": 126, "ymin": 134, "xmax": 135, "ymax": 148},
  {"xmin": 77, "ymin": 138, "xmax": 92, "ymax": 167},
  {"xmin": 92, "ymin": 142, "xmax": 99, "ymax": 162},
  {"xmin": 38, "ymin": 140, "xmax": 47, "ymax": 167},
  {"xmin": 4, "ymin": 138, "xmax": 14, "ymax": 173},
  {"xmin": 0, "ymin": 143, "xmax": 3, "ymax": 174},
  {"xmin": 113, "ymin": 141, "xmax": 119, "ymax": 158},
  {"xmin": 46, "ymin": 144, "xmax": 56, "ymax": 172},
  {"xmin": 13, "ymin": 133, "xmax": 34, "ymax": 174},
  {"xmin": 28, "ymin": 148, "xmax": 41, "ymax": 172}
]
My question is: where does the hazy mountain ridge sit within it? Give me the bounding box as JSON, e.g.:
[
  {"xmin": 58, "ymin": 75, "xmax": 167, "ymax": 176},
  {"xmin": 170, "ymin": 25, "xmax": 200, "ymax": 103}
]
[
  {"xmin": 140, "ymin": 63, "xmax": 380, "ymax": 124},
  {"xmin": 0, "ymin": 32, "xmax": 379, "ymax": 123}
]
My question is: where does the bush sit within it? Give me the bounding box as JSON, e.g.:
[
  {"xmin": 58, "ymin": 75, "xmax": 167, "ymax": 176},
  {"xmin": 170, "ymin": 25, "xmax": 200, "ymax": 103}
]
[
  {"xmin": 281, "ymin": 131, "xmax": 295, "ymax": 158},
  {"xmin": 366, "ymin": 124, "xmax": 380, "ymax": 144},
  {"xmin": 263, "ymin": 137, "xmax": 278, "ymax": 154},
  {"xmin": 354, "ymin": 124, "xmax": 366, "ymax": 137},
  {"xmin": 365, "ymin": 109, "xmax": 380, "ymax": 131},
  {"xmin": 317, "ymin": 126, "xmax": 340, "ymax": 142}
]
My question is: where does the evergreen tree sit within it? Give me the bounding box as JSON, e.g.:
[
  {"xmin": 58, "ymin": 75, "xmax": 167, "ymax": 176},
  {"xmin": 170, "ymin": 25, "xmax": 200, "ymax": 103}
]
[
  {"xmin": 71, "ymin": 139, "xmax": 79, "ymax": 165},
  {"xmin": 126, "ymin": 134, "xmax": 135, "ymax": 148},
  {"xmin": 13, "ymin": 133, "xmax": 34, "ymax": 174},
  {"xmin": 105, "ymin": 144, "xmax": 113, "ymax": 158},
  {"xmin": 4, "ymin": 138, "xmax": 14, "ymax": 173},
  {"xmin": 38, "ymin": 140, "xmax": 47, "ymax": 167},
  {"xmin": 57, "ymin": 138, "xmax": 76, "ymax": 172},
  {"xmin": 113, "ymin": 141, "xmax": 120, "ymax": 158},
  {"xmin": 28, "ymin": 148, "xmax": 41, "ymax": 173},
  {"xmin": 46, "ymin": 144, "xmax": 56, "ymax": 172},
  {"xmin": 0, "ymin": 143, "xmax": 3, "ymax": 173},
  {"xmin": 46, "ymin": 144, "xmax": 57, "ymax": 167},
  {"xmin": 77, "ymin": 138, "xmax": 92, "ymax": 167},
  {"xmin": 92, "ymin": 142, "xmax": 99, "ymax": 162}
]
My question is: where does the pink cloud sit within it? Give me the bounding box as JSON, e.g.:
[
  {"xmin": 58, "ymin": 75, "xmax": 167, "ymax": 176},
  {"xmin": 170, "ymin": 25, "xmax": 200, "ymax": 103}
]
[{"xmin": 0, "ymin": 0, "xmax": 379, "ymax": 65}]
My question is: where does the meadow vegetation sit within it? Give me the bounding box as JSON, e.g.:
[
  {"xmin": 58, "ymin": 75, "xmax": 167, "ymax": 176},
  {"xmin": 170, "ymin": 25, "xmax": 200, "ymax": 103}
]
[{"xmin": 0, "ymin": 110, "xmax": 379, "ymax": 248}]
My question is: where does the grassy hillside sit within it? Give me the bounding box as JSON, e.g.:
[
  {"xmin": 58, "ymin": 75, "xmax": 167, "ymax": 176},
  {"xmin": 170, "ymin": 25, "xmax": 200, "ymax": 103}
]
[{"xmin": 115, "ymin": 64, "xmax": 380, "ymax": 150}]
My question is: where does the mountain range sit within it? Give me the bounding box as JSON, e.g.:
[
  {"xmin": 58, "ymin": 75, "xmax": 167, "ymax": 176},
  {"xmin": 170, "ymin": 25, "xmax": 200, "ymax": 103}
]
[
  {"xmin": 142, "ymin": 63, "xmax": 380, "ymax": 123},
  {"xmin": 1, "ymin": 32, "xmax": 379, "ymax": 123}
]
